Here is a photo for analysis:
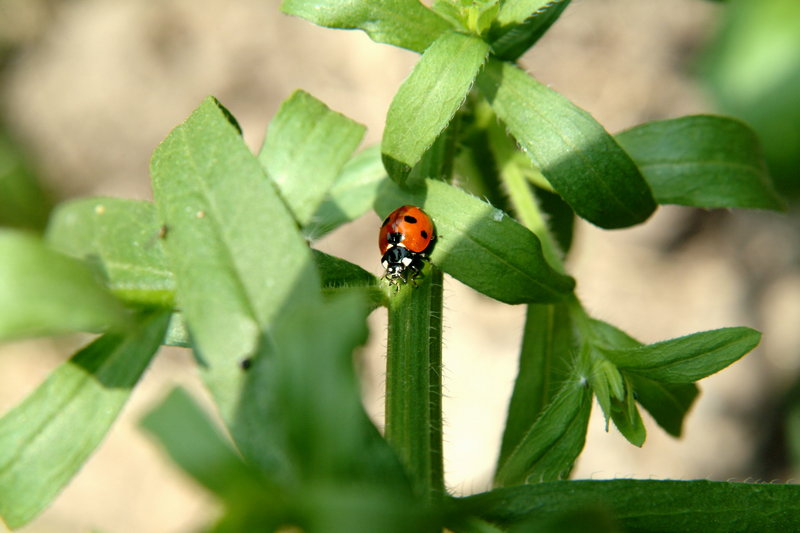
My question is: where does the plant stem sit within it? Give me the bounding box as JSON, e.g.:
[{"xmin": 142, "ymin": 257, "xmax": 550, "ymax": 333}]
[{"xmin": 385, "ymin": 265, "xmax": 445, "ymax": 503}]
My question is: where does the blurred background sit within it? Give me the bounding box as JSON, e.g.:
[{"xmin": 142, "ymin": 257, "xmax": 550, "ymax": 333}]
[{"xmin": 1, "ymin": 0, "xmax": 799, "ymax": 531}]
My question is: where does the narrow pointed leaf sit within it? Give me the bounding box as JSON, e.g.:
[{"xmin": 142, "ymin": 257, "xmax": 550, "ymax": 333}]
[
  {"xmin": 460, "ymin": 480, "xmax": 800, "ymax": 532},
  {"xmin": 495, "ymin": 381, "xmax": 592, "ymax": 485},
  {"xmin": 376, "ymin": 178, "xmax": 575, "ymax": 304},
  {"xmin": 151, "ymin": 97, "xmax": 320, "ymax": 424},
  {"xmin": 616, "ymin": 115, "xmax": 784, "ymax": 211},
  {"xmin": 259, "ymin": 90, "xmax": 365, "ymax": 226},
  {"xmin": 601, "ymin": 327, "xmax": 761, "ymax": 383},
  {"xmin": 0, "ymin": 310, "xmax": 169, "ymax": 529},
  {"xmin": 477, "ymin": 60, "xmax": 656, "ymax": 228},
  {"xmin": 312, "ymin": 249, "xmax": 385, "ymax": 309},
  {"xmin": 140, "ymin": 387, "xmax": 269, "ymax": 498},
  {"xmin": 46, "ymin": 197, "xmax": 175, "ymax": 307},
  {"xmin": 609, "ymin": 377, "xmax": 646, "ymax": 447},
  {"xmin": 281, "ymin": 0, "xmax": 450, "ymax": 53},
  {"xmin": 0, "ymin": 230, "xmax": 128, "ymax": 341},
  {"xmin": 587, "ymin": 318, "xmax": 699, "ymax": 436},
  {"xmin": 490, "ymin": 0, "xmax": 572, "ymax": 61},
  {"xmin": 587, "ymin": 317, "xmax": 641, "ymax": 351},
  {"xmin": 164, "ymin": 312, "xmax": 190, "ymax": 348},
  {"xmin": 306, "ymin": 145, "xmax": 387, "ymax": 240},
  {"xmin": 383, "ymin": 31, "xmax": 490, "ymax": 184},
  {"xmin": 590, "ymin": 356, "xmax": 624, "ymax": 430},
  {"xmin": 628, "ymin": 374, "xmax": 698, "ymax": 437},
  {"xmin": 499, "ymin": 303, "xmax": 574, "ymax": 466},
  {"xmin": 238, "ymin": 293, "xmax": 410, "ymax": 487}
]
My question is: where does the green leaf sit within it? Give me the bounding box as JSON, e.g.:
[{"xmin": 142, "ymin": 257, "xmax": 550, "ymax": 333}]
[
  {"xmin": 499, "ymin": 303, "xmax": 574, "ymax": 467},
  {"xmin": 454, "ymin": 101, "xmax": 512, "ymax": 213},
  {"xmin": 490, "ymin": 0, "xmax": 572, "ymax": 61},
  {"xmin": 140, "ymin": 387, "xmax": 269, "ymax": 499},
  {"xmin": 487, "ymin": 118, "xmax": 565, "ymax": 270},
  {"xmin": 584, "ymin": 318, "xmax": 698, "ymax": 437},
  {"xmin": 0, "ymin": 130, "xmax": 51, "ymax": 231},
  {"xmin": 616, "ymin": 115, "xmax": 785, "ymax": 211},
  {"xmin": 259, "ymin": 90, "xmax": 366, "ymax": 226},
  {"xmin": 495, "ymin": 379, "xmax": 592, "ymax": 485},
  {"xmin": 271, "ymin": 293, "xmax": 404, "ymax": 484},
  {"xmin": 312, "ymin": 249, "xmax": 385, "ymax": 309},
  {"xmin": 237, "ymin": 293, "xmax": 410, "ymax": 488},
  {"xmin": 306, "ymin": 145, "xmax": 387, "ymax": 240},
  {"xmin": 508, "ymin": 505, "xmax": 622, "ymax": 533},
  {"xmin": 601, "ymin": 327, "xmax": 761, "ymax": 383},
  {"xmin": 432, "ymin": 1, "xmax": 501, "ymax": 37},
  {"xmin": 0, "ymin": 310, "xmax": 169, "ymax": 529},
  {"xmin": 608, "ymin": 376, "xmax": 646, "ymax": 447},
  {"xmin": 46, "ymin": 197, "xmax": 175, "ymax": 307},
  {"xmin": 628, "ymin": 374, "xmax": 698, "ymax": 437},
  {"xmin": 382, "ymin": 31, "xmax": 490, "ymax": 184},
  {"xmin": 404, "ymin": 111, "xmax": 462, "ymax": 186},
  {"xmin": 0, "ymin": 230, "xmax": 128, "ymax": 341},
  {"xmin": 281, "ymin": 0, "xmax": 450, "ymax": 53},
  {"xmin": 702, "ymin": 0, "xmax": 800, "ymax": 197},
  {"xmin": 150, "ymin": 97, "xmax": 320, "ymax": 424},
  {"xmin": 376, "ymin": 178, "xmax": 575, "ymax": 304},
  {"xmin": 586, "ymin": 317, "xmax": 641, "ymax": 350},
  {"xmin": 590, "ymin": 356, "xmax": 625, "ymax": 429},
  {"xmin": 535, "ymin": 187, "xmax": 575, "ymax": 256},
  {"xmin": 459, "ymin": 479, "xmax": 800, "ymax": 532},
  {"xmin": 164, "ymin": 312, "xmax": 190, "ymax": 348},
  {"xmin": 477, "ymin": 60, "xmax": 656, "ymax": 229}
]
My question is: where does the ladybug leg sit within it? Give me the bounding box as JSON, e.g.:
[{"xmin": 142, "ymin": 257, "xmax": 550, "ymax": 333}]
[{"xmin": 407, "ymin": 258, "xmax": 426, "ymax": 288}]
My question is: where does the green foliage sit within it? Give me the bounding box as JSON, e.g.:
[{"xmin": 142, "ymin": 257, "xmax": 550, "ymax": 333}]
[
  {"xmin": 0, "ymin": 230, "xmax": 128, "ymax": 341},
  {"xmin": 151, "ymin": 96, "xmax": 321, "ymax": 424},
  {"xmin": 0, "ymin": 310, "xmax": 169, "ymax": 528},
  {"xmin": 702, "ymin": 0, "xmax": 800, "ymax": 197},
  {"xmin": 489, "ymin": 0, "xmax": 573, "ymax": 61},
  {"xmin": 616, "ymin": 115, "xmax": 785, "ymax": 210},
  {"xmin": 600, "ymin": 327, "xmax": 761, "ymax": 383},
  {"xmin": 376, "ymin": 178, "xmax": 574, "ymax": 304},
  {"xmin": 47, "ymin": 197, "xmax": 175, "ymax": 306},
  {"xmin": 259, "ymin": 90, "xmax": 365, "ymax": 225},
  {"xmin": 382, "ymin": 30, "xmax": 490, "ymax": 184},
  {"xmin": 0, "ymin": 0, "xmax": 791, "ymax": 531},
  {"xmin": 305, "ymin": 145, "xmax": 387, "ymax": 239},
  {"xmin": 281, "ymin": 0, "xmax": 450, "ymax": 53},
  {"xmin": 459, "ymin": 480, "xmax": 800, "ymax": 532},
  {"xmin": 477, "ymin": 59, "xmax": 656, "ymax": 229},
  {"xmin": 495, "ymin": 378, "xmax": 593, "ymax": 485}
]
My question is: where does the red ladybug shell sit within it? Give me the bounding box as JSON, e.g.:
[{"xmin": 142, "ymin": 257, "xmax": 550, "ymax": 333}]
[{"xmin": 378, "ymin": 205, "xmax": 435, "ymax": 255}]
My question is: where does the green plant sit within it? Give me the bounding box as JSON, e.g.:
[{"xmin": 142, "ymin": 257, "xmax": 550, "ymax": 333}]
[{"xmin": 0, "ymin": 1, "xmax": 797, "ymax": 531}]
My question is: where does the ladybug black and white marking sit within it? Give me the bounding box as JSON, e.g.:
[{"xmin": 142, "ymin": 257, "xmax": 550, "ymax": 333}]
[{"xmin": 378, "ymin": 205, "xmax": 436, "ymax": 285}]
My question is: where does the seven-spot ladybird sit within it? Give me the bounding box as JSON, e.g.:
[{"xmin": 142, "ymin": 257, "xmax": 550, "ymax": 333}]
[{"xmin": 379, "ymin": 205, "xmax": 436, "ymax": 285}]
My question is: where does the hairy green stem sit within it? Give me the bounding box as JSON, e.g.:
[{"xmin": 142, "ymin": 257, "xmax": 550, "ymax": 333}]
[{"xmin": 385, "ymin": 266, "xmax": 444, "ymax": 502}]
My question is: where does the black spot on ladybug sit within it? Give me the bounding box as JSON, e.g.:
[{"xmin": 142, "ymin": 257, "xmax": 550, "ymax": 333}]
[
  {"xmin": 240, "ymin": 358, "xmax": 252, "ymax": 370},
  {"xmin": 382, "ymin": 216, "xmax": 391, "ymax": 226},
  {"xmin": 404, "ymin": 215, "xmax": 418, "ymax": 224},
  {"xmin": 421, "ymin": 230, "xmax": 428, "ymax": 239}
]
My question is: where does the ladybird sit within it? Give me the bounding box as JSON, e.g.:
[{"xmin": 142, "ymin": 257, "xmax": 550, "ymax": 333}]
[{"xmin": 379, "ymin": 205, "xmax": 436, "ymax": 284}]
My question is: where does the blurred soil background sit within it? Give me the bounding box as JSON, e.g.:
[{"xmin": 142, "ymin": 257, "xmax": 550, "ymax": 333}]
[{"xmin": 1, "ymin": 0, "xmax": 799, "ymax": 531}]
